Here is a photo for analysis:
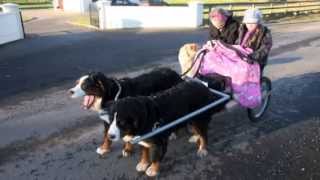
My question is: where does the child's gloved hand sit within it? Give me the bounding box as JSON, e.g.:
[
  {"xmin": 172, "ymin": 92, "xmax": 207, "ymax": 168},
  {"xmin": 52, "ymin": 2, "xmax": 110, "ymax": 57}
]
[
  {"xmin": 247, "ymin": 54, "xmax": 258, "ymax": 64},
  {"xmin": 243, "ymin": 57, "xmax": 254, "ymax": 64}
]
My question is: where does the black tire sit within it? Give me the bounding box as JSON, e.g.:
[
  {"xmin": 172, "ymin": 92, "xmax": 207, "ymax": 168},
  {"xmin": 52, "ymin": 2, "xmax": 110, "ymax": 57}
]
[{"xmin": 247, "ymin": 77, "xmax": 272, "ymax": 122}]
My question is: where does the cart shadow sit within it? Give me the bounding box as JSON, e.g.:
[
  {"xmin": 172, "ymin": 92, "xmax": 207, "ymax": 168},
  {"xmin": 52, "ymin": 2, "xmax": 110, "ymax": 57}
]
[
  {"xmin": 209, "ymin": 72, "xmax": 320, "ymax": 151},
  {"xmin": 158, "ymin": 72, "xmax": 320, "ymax": 179}
]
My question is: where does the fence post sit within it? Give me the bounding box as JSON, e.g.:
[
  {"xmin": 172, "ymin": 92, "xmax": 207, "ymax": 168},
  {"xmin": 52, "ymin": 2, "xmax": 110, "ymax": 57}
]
[
  {"xmin": 270, "ymin": 3, "xmax": 273, "ymax": 15},
  {"xmin": 228, "ymin": 4, "xmax": 233, "ymax": 11},
  {"xmin": 285, "ymin": 2, "xmax": 288, "ymax": 14},
  {"xmin": 298, "ymin": 1, "xmax": 302, "ymax": 14},
  {"xmin": 188, "ymin": 1, "xmax": 203, "ymax": 27},
  {"xmin": 19, "ymin": 11, "xmax": 25, "ymax": 38},
  {"xmin": 89, "ymin": 3, "xmax": 92, "ymax": 26},
  {"xmin": 96, "ymin": 0, "xmax": 110, "ymax": 29}
]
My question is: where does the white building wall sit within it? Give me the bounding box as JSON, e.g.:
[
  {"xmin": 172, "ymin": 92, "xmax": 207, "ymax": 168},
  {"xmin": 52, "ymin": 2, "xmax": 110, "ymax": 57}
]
[
  {"xmin": 63, "ymin": 0, "xmax": 92, "ymax": 13},
  {"xmin": 97, "ymin": 2, "xmax": 203, "ymax": 29}
]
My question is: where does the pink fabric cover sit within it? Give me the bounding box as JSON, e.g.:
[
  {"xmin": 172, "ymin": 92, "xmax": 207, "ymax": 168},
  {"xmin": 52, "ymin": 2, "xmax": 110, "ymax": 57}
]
[{"xmin": 196, "ymin": 41, "xmax": 262, "ymax": 108}]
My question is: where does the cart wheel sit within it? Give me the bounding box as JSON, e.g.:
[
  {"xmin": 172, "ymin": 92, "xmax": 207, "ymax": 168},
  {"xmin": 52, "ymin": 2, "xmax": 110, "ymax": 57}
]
[{"xmin": 247, "ymin": 77, "xmax": 272, "ymax": 122}]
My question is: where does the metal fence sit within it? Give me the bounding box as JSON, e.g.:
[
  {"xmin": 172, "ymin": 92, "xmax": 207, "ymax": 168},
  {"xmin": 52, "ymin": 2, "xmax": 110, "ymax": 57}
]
[
  {"xmin": 172, "ymin": 0, "xmax": 320, "ymax": 25},
  {"xmin": 0, "ymin": 0, "xmax": 51, "ymax": 4},
  {"xmin": 204, "ymin": 0, "xmax": 320, "ymax": 15},
  {"xmin": 89, "ymin": 3, "xmax": 99, "ymax": 28},
  {"xmin": 0, "ymin": 0, "xmax": 53, "ymax": 9}
]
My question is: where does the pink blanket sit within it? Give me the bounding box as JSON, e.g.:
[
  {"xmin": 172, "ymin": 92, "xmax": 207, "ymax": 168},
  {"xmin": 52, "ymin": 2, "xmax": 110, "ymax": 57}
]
[{"xmin": 196, "ymin": 41, "xmax": 261, "ymax": 108}]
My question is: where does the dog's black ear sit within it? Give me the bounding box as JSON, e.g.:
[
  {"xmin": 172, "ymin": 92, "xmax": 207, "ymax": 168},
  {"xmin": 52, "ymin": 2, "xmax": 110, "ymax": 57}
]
[
  {"xmin": 144, "ymin": 99, "xmax": 159, "ymax": 129},
  {"xmin": 89, "ymin": 72, "xmax": 102, "ymax": 80},
  {"xmin": 133, "ymin": 118, "xmax": 140, "ymax": 131},
  {"xmin": 90, "ymin": 72, "xmax": 107, "ymax": 92},
  {"xmin": 96, "ymin": 73, "xmax": 106, "ymax": 89},
  {"xmin": 132, "ymin": 97, "xmax": 158, "ymax": 133},
  {"xmin": 88, "ymin": 71, "xmax": 96, "ymax": 77},
  {"xmin": 122, "ymin": 97, "xmax": 148, "ymax": 131},
  {"xmin": 96, "ymin": 72, "xmax": 105, "ymax": 78},
  {"xmin": 107, "ymin": 102, "xmax": 117, "ymax": 124}
]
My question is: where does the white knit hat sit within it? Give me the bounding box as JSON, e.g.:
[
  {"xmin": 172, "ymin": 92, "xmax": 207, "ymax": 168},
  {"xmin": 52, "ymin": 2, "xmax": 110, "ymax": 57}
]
[{"xmin": 243, "ymin": 8, "xmax": 262, "ymax": 24}]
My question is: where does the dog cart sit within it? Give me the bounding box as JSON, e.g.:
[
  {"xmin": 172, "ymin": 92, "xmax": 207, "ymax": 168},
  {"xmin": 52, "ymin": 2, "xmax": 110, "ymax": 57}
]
[{"xmin": 130, "ymin": 50, "xmax": 272, "ymax": 145}]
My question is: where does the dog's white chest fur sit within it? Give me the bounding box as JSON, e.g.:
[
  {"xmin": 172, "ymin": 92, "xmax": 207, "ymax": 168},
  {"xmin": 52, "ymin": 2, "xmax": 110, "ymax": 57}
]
[
  {"xmin": 99, "ymin": 110, "xmax": 110, "ymax": 124},
  {"xmin": 90, "ymin": 97, "xmax": 102, "ymax": 112},
  {"xmin": 90, "ymin": 97, "xmax": 111, "ymax": 123}
]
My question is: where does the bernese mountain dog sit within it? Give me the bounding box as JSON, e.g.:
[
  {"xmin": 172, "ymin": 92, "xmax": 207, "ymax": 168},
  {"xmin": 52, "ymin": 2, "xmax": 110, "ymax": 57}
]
[
  {"xmin": 107, "ymin": 81, "xmax": 226, "ymax": 177},
  {"xmin": 68, "ymin": 68, "xmax": 183, "ymax": 156}
]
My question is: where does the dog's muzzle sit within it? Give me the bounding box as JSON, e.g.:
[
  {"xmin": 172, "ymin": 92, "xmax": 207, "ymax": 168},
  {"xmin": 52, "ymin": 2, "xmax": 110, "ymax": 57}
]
[{"xmin": 69, "ymin": 85, "xmax": 86, "ymax": 98}]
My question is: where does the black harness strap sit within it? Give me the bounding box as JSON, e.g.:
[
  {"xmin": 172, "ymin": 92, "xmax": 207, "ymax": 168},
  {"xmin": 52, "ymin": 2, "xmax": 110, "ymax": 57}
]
[
  {"xmin": 111, "ymin": 78, "xmax": 122, "ymax": 101},
  {"xmin": 180, "ymin": 48, "xmax": 208, "ymax": 78}
]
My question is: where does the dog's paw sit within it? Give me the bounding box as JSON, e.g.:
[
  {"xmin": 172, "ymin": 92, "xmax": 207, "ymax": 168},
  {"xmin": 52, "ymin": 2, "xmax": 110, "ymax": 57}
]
[
  {"xmin": 169, "ymin": 133, "xmax": 177, "ymax": 141},
  {"xmin": 197, "ymin": 149, "xmax": 208, "ymax": 158},
  {"xmin": 136, "ymin": 162, "xmax": 149, "ymax": 172},
  {"xmin": 188, "ymin": 135, "xmax": 200, "ymax": 143},
  {"xmin": 146, "ymin": 166, "xmax": 159, "ymax": 177},
  {"xmin": 122, "ymin": 149, "xmax": 132, "ymax": 157},
  {"xmin": 96, "ymin": 147, "xmax": 110, "ymax": 156}
]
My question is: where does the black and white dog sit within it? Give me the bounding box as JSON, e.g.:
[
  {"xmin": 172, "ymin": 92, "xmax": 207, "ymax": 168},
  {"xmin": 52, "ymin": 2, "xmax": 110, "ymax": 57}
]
[
  {"xmin": 107, "ymin": 81, "xmax": 226, "ymax": 177},
  {"xmin": 69, "ymin": 68, "xmax": 183, "ymax": 156}
]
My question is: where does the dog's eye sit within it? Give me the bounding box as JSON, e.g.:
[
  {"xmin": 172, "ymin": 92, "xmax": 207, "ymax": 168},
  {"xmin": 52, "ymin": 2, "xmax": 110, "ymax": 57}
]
[{"xmin": 81, "ymin": 83, "xmax": 87, "ymax": 90}]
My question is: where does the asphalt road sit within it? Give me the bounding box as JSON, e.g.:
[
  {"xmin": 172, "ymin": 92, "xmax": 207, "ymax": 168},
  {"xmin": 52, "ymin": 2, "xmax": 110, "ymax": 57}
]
[
  {"xmin": 0, "ymin": 26, "xmax": 207, "ymax": 104},
  {"xmin": 0, "ymin": 12, "xmax": 320, "ymax": 180},
  {"xmin": 1, "ymin": 15, "xmax": 320, "ymax": 104}
]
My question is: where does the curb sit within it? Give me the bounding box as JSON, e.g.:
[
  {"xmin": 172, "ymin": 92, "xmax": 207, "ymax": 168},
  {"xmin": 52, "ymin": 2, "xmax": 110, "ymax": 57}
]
[{"xmin": 67, "ymin": 21, "xmax": 100, "ymax": 30}]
